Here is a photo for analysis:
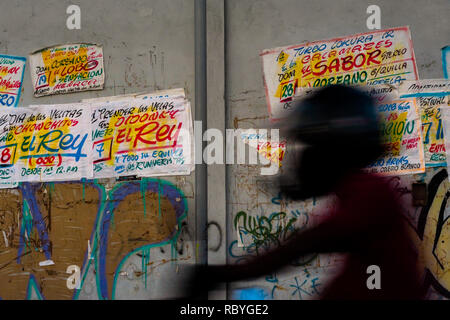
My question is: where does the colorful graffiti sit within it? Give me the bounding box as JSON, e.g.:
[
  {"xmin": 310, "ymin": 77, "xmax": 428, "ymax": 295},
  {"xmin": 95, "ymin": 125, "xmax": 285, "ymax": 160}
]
[
  {"xmin": 0, "ymin": 178, "xmax": 188, "ymax": 299},
  {"xmin": 411, "ymin": 169, "xmax": 450, "ymax": 297},
  {"xmin": 229, "ymin": 210, "xmax": 311, "ymax": 261},
  {"xmin": 229, "ymin": 168, "xmax": 450, "ymax": 300}
]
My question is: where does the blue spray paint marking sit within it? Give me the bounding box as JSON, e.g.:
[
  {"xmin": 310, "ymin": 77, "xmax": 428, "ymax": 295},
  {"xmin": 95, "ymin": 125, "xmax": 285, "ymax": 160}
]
[
  {"xmin": 233, "ymin": 287, "xmax": 270, "ymax": 300},
  {"xmin": 442, "ymin": 46, "xmax": 450, "ymax": 79},
  {"xmin": 19, "ymin": 183, "xmax": 52, "ymax": 261},
  {"xmin": 271, "ymin": 192, "xmax": 282, "ymax": 205},
  {"xmin": 71, "ymin": 181, "xmax": 106, "ymax": 300},
  {"xmin": 400, "ymin": 92, "xmax": 450, "ymax": 99},
  {"xmin": 290, "ymin": 277, "xmax": 310, "ymax": 299}
]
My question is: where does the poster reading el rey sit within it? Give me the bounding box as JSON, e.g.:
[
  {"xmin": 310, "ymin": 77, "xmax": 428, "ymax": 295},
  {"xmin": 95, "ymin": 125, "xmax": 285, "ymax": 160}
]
[
  {"xmin": 0, "ymin": 104, "xmax": 92, "ymax": 183},
  {"xmin": 364, "ymin": 98, "xmax": 425, "ymax": 175},
  {"xmin": 91, "ymin": 96, "xmax": 193, "ymax": 179},
  {"xmin": 29, "ymin": 43, "xmax": 104, "ymax": 97},
  {"xmin": 0, "ymin": 54, "xmax": 26, "ymax": 108},
  {"xmin": 261, "ymin": 26, "xmax": 418, "ymax": 121}
]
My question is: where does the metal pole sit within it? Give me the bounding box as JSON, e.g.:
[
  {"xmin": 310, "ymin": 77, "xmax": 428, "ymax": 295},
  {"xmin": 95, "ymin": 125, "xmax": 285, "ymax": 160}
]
[{"xmin": 194, "ymin": 0, "xmax": 208, "ymax": 289}]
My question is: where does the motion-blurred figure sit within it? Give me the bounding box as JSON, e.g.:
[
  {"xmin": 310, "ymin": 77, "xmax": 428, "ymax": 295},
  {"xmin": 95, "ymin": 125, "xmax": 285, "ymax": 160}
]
[{"xmin": 189, "ymin": 85, "xmax": 426, "ymax": 300}]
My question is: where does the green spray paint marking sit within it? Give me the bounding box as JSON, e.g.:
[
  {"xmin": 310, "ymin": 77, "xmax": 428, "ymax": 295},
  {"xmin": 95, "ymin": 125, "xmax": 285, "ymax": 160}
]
[
  {"xmin": 81, "ymin": 178, "xmax": 86, "ymax": 202},
  {"xmin": 70, "ymin": 180, "xmax": 107, "ymax": 300},
  {"xmin": 109, "ymin": 178, "xmax": 188, "ymax": 300},
  {"xmin": 171, "ymin": 238, "xmax": 178, "ymax": 265},
  {"xmin": 109, "ymin": 192, "xmax": 115, "ymax": 229},
  {"xmin": 26, "ymin": 276, "xmax": 44, "ymax": 300},
  {"xmin": 21, "ymin": 199, "xmax": 34, "ymax": 252},
  {"xmin": 47, "ymin": 182, "xmax": 55, "ymax": 205},
  {"xmin": 140, "ymin": 178, "xmax": 147, "ymax": 218},
  {"xmin": 158, "ymin": 179, "xmax": 162, "ymax": 220},
  {"xmin": 91, "ymin": 181, "xmax": 108, "ymax": 301},
  {"xmin": 141, "ymin": 247, "xmax": 150, "ymax": 288},
  {"xmin": 48, "ymin": 182, "xmax": 55, "ymax": 193}
]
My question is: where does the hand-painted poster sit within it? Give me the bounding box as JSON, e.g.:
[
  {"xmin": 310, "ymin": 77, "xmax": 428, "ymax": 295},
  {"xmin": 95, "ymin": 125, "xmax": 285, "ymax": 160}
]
[
  {"xmin": 0, "ymin": 181, "xmax": 18, "ymax": 189},
  {"xmin": 0, "ymin": 54, "xmax": 26, "ymax": 107},
  {"xmin": 29, "ymin": 43, "xmax": 104, "ymax": 97},
  {"xmin": 261, "ymin": 26, "xmax": 418, "ymax": 121},
  {"xmin": 364, "ymin": 98, "xmax": 425, "ymax": 175},
  {"xmin": 81, "ymin": 88, "xmax": 185, "ymax": 103},
  {"xmin": 440, "ymin": 108, "xmax": 450, "ymax": 180},
  {"xmin": 240, "ymin": 130, "xmax": 286, "ymax": 167},
  {"xmin": 399, "ymin": 79, "xmax": 450, "ymax": 167},
  {"xmin": 91, "ymin": 96, "xmax": 193, "ymax": 178},
  {"xmin": 360, "ymin": 84, "xmax": 400, "ymax": 104},
  {"xmin": 0, "ymin": 103, "xmax": 92, "ymax": 183}
]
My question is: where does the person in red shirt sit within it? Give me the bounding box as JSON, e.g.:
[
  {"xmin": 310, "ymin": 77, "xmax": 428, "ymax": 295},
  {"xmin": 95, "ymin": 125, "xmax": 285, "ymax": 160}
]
[{"xmin": 188, "ymin": 85, "xmax": 426, "ymax": 300}]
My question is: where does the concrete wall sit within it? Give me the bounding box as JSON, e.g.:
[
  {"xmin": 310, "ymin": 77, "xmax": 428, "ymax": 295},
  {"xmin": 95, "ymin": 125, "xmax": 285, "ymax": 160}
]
[
  {"xmin": 0, "ymin": 0, "xmax": 197, "ymax": 300},
  {"xmin": 0, "ymin": 0, "xmax": 449, "ymax": 300},
  {"xmin": 224, "ymin": 0, "xmax": 450, "ymax": 300}
]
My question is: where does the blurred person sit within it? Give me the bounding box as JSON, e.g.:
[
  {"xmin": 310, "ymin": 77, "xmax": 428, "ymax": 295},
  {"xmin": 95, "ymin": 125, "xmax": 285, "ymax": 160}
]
[{"xmin": 187, "ymin": 85, "xmax": 426, "ymax": 300}]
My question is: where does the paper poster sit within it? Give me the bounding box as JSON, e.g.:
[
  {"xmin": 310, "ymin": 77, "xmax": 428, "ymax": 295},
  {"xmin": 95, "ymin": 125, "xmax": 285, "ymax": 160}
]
[
  {"xmin": 440, "ymin": 108, "xmax": 450, "ymax": 180},
  {"xmin": 240, "ymin": 131, "xmax": 286, "ymax": 166},
  {"xmin": 257, "ymin": 140, "xmax": 286, "ymax": 166},
  {"xmin": 364, "ymin": 98, "xmax": 425, "ymax": 175},
  {"xmin": 29, "ymin": 43, "xmax": 104, "ymax": 97},
  {"xmin": 0, "ymin": 54, "xmax": 26, "ymax": 107},
  {"xmin": 399, "ymin": 79, "xmax": 450, "ymax": 167},
  {"xmin": 91, "ymin": 96, "xmax": 193, "ymax": 178},
  {"xmin": 361, "ymin": 83, "xmax": 400, "ymax": 104},
  {"xmin": 81, "ymin": 88, "xmax": 185, "ymax": 103},
  {"xmin": 0, "ymin": 181, "xmax": 18, "ymax": 189},
  {"xmin": 442, "ymin": 46, "xmax": 450, "ymax": 79},
  {"xmin": 0, "ymin": 103, "xmax": 92, "ymax": 183},
  {"xmin": 261, "ymin": 26, "xmax": 418, "ymax": 121}
]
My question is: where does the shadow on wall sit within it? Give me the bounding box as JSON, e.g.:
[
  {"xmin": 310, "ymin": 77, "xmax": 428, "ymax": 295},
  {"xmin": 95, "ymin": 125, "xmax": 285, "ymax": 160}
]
[{"xmin": 0, "ymin": 179, "xmax": 188, "ymax": 300}]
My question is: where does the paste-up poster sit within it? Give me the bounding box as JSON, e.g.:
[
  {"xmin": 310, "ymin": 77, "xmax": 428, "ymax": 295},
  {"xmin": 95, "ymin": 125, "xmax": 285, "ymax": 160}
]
[
  {"xmin": 0, "ymin": 103, "xmax": 92, "ymax": 183},
  {"xmin": 0, "ymin": 54, "xmax": 26, "ymax": 107},
  {"xmin": 240, "ymin": 130, "xmax": 286, "ymax": 167},
  {"xmin": 81, "ymin": 88, "xmax": 185, "ymax": 103},
  {"xmin": 440, "ymin": 108, "xmax": 450, "ymax": 181},
  {"xmin": 361, "ymin": 83, "xmax": 400, "ymax": 104},
  {"xmin": 261, "ymin": 26, "xmax": 418, "ymax": 121},
  {"xmin": 442, "ymin": 46, "xmax": 450, "ymax": 79},
  {"xmin": 399, "ymin": 79, "xmax": 450, "ymax": 167},
  {"xmin": 0, "ymin": 181, "xmax": 18, "ymax": 189},
  {"xmin": 364, "ymin": 98, "xmax": 425, "ymax": 175},
  {"xmin": 29, "ymin": 43, "xmax": 104, "ymax": 97},
  {"xmin": 134, "ymin": 89, "xmax": 194, "ymax": 177},
  {"xmin": 91, "ymin": 96, "xmax": 193, "ymax": 178}
]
